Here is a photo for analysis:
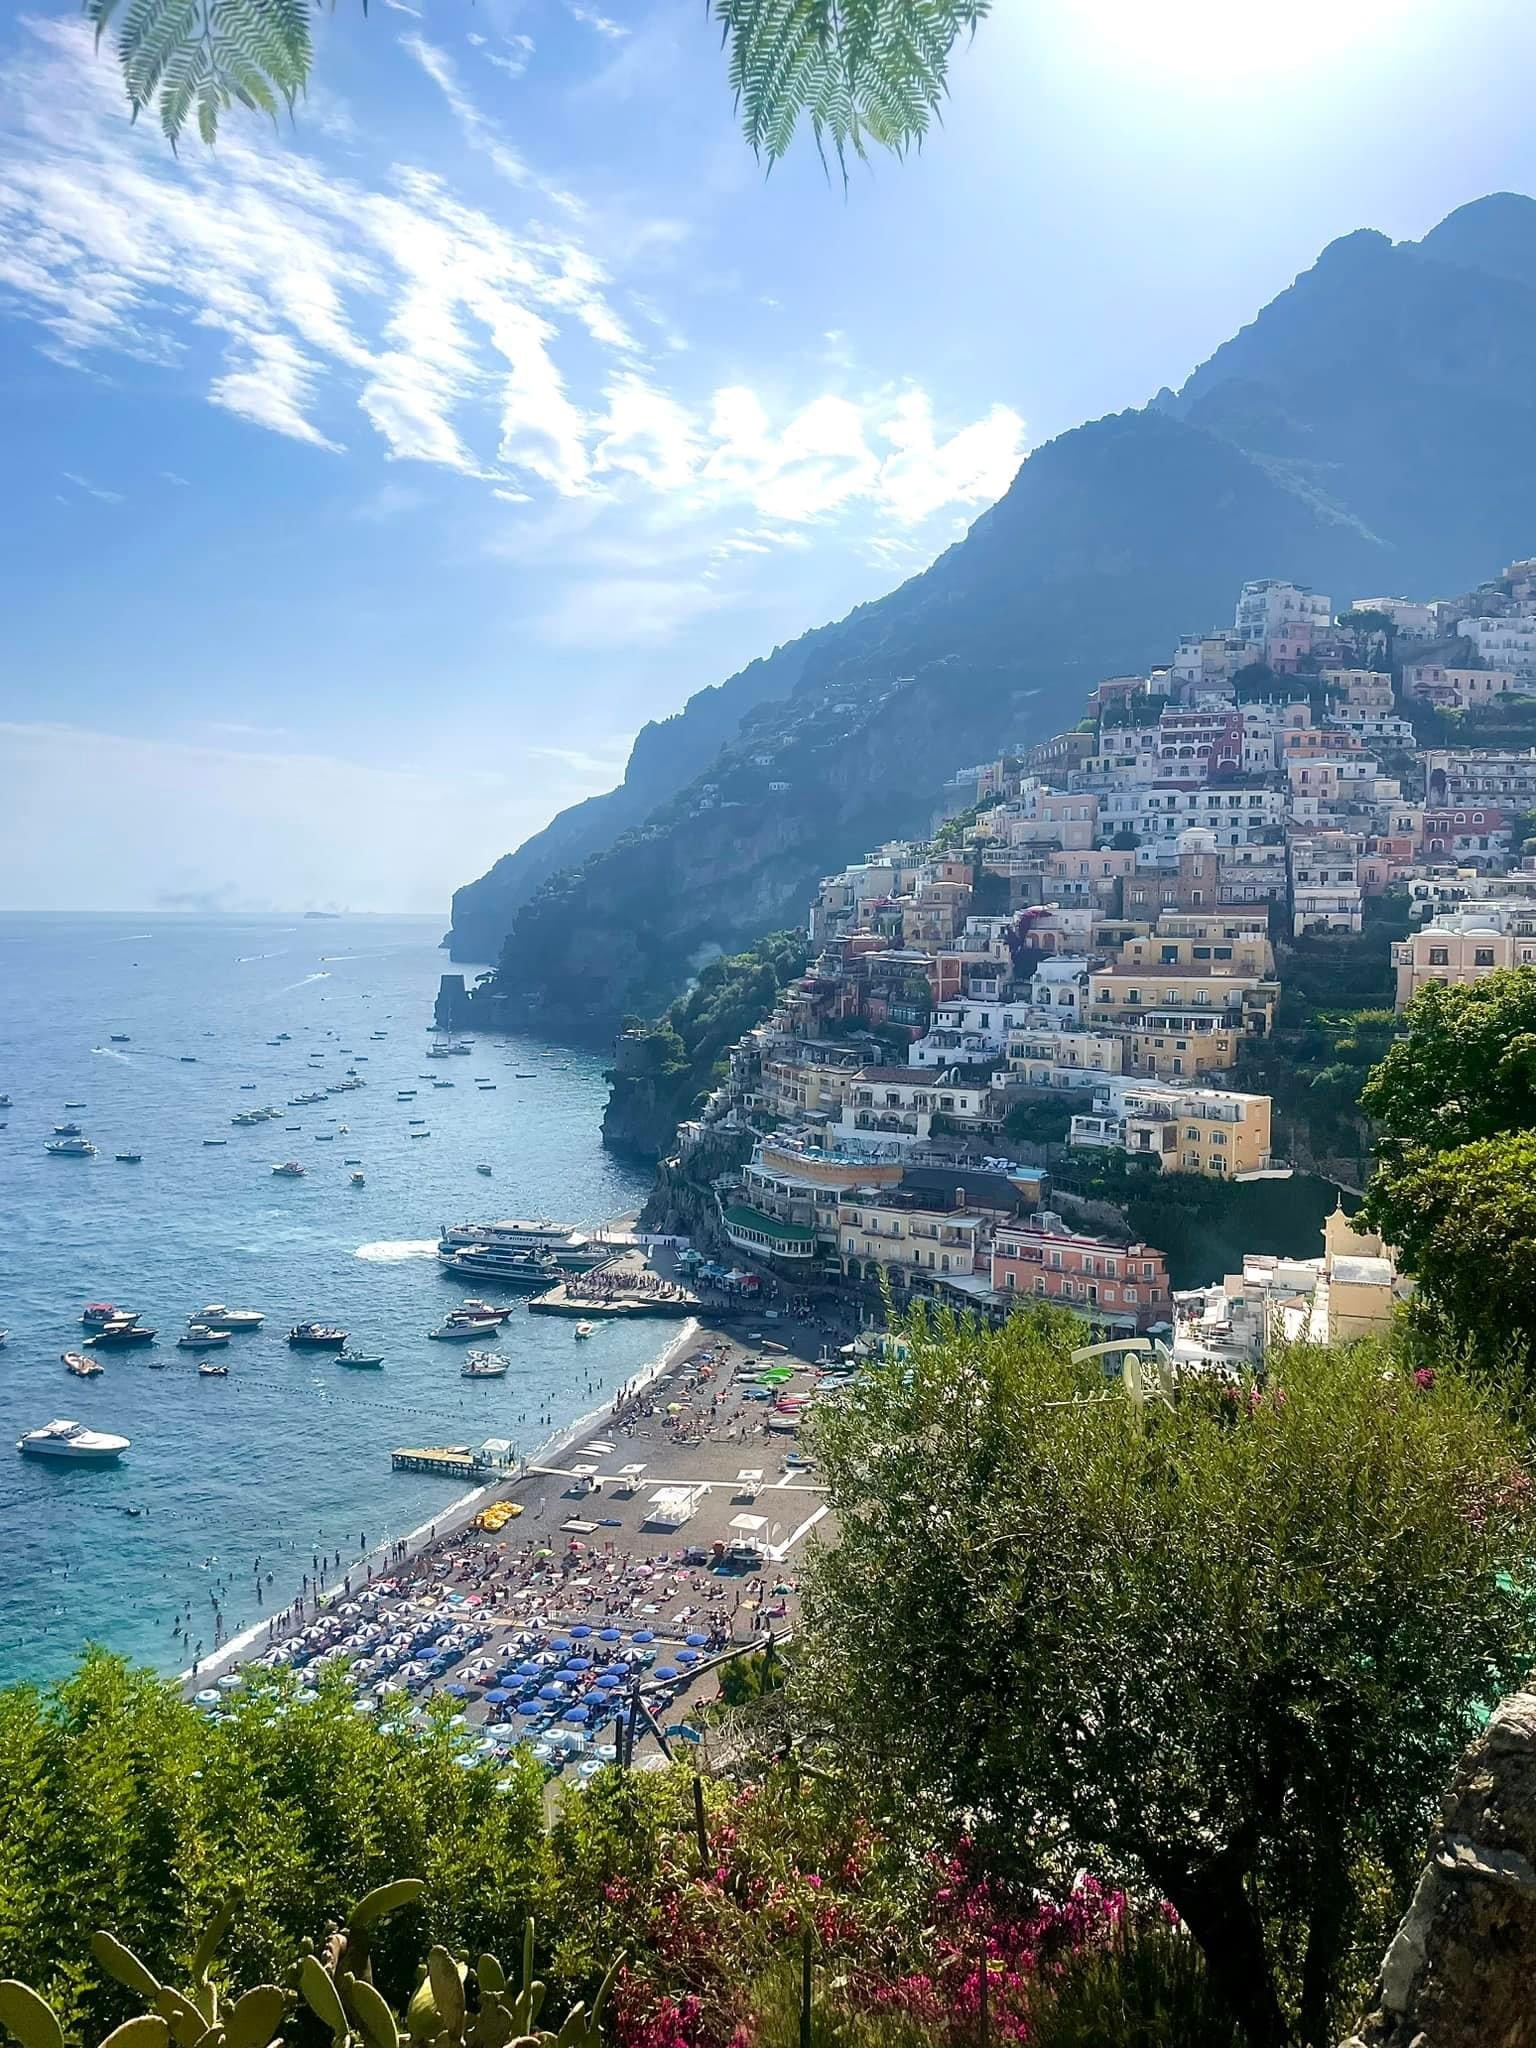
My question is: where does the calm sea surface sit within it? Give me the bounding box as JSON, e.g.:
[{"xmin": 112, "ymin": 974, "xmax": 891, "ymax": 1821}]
[{"xmin": 0, "ymin": 914, "xmax": 657, "ymax": 1684}]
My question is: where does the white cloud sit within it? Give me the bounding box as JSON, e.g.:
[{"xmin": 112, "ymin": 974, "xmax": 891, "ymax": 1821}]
[
  {"xmin": 0, "ymin": 21, "xmax": 1025, "ymax": 558},
  {"xmin": 62, "ymin": 469, "xmax": 123, "ymax": 503},
  {"xmin": 566, "ymin": 3, "xmax": 630, "ymax": 37}
]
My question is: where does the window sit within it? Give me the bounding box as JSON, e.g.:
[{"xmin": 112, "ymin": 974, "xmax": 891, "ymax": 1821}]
[
  {"xmin": 1124, "ymin": 1285, "xmax": 1138, "ymax": 1304},
  {"xmin": 1428, "ymin": 947, "xmax": 1449, "ymax": 967},
  {"xmin": 1004, "ymin": 1269, "xmax": 1016, "ymax": 1288},
  {"xmin": 1475, "ymin": 948, "xmax": 1496, "ymax": 968}
]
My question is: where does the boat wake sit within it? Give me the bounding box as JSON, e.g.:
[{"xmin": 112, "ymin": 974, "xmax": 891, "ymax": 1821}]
[
  {"xmin": 354, "ymin": 1238, "xmax": 439, "ymax": 1262},
  {"xmin": 91, "ymin": 1046, "xmax": 132, "ymax": 1063},
  {"xmin": 236, "ymin": 951, "xmax": 289, "ymax": 964},
  {"xmin": 278, "ymin": 971, "xmax": 332, "ymax": 992}
]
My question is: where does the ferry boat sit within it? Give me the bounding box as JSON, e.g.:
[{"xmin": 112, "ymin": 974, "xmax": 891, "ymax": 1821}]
[
  {"xmin": 46, "ymin": 1135, "xmax": 95, "ymax": 1157},
  {"xmin": 439, "ymin": 1219, "xmax": 613, "ymax": 1268},
  {"xmin": 62, "ymin": 1352, "xmax": 104, "ymax": 1376},
  {"xmin": 86, "ymin": 1320, "xmax": 156, "ymax": 1347},
  {"xmin": 437, "ymin": 1243, "xmax": 564, "ymax": 1289},
  {"xmin": 461, "ymin": 1351, "xmax": 509, "ymax": 1378},
  {"xmin": 197, "ymin": 1362, "xmax": 230, "ymax": 1377},
  {"xmin": 18, "ymin": 1419, "xmax": 130, "ymax": 1462},
  {"xmin": 179, "ymin": 1327, "xmax": 232, "ymax": 1348},
  {"xmin": 337, "ymin": 1349, "xmax": 384, "ymax": 1368},
  {"xmin": 272, "ymin": 1161, "xmax": 307, "ymax": 1177},
  {"xmin": 288, "ymin": 1323, "xmax": 348, "ymax": 1348},
  {"xmin": 192, "ymin": 1306, "xmax": 264, "ymax": 1329}
]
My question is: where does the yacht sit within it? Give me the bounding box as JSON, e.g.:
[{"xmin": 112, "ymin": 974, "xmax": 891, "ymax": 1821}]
[
  {"xmin": 179, "ymin": 1327, "xmax": 232, "ymax": 1348},
  {"xmin": 461, "ymin": 1351, "xmax": 509, "ymax": 1378},
  {"xmin": 62, "ymin": 1352, "xmax": 104, "ymax": 1377},
  {"xmin": 429, "ymin": 1315, "xmax": 503, "ymax": 1342},
  {"xmin": 337, "ymin": 1348, "xmax": 384, "ymax": 1369},
  {"xmin": 453, "ymin": 1299, "xmax": 513, "ymax": 1323},
  {"xmin": 18, "ymin": 1419, "xmax": 130, "ymax": 1462},
  {"xmin": 46, "ymin": 1135, "xmax": 95, "ymax": 1157},
  {"xmin": 193, "ymin": 1306, "xmax": 264, "ymax": 1329},
  {"xmin": 288, "ymin": 1323, "xmax": 348, "ymax": 1348},
  {"xmin": 86, "ymin": 1320, "xmax": 156, "ymax": 1347},
  {"xmin": 272, "ymin": 1161, "xmax": 307, "ymax": 1177},
  {"xmin": 82, "ymin": 1303, "xmax": 124, "ymax": 1327},
  {"xmin": 197, "ymin": 1362, "xmax": 230, "ymax": 1378}
]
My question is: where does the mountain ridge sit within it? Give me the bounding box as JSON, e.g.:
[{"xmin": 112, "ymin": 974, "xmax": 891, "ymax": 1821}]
[{"xmin": 450, "ymin": 192, "xmax": 1536, "ymax": 1038}]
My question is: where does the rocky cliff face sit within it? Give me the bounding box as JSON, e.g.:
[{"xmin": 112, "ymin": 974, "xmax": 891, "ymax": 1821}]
[
  {"xmin": 458, "ymin": 193, "xmax": 1536, "ymax": 1035},
  {"xmin": 1342, "ymin": 1676, "xmax": 1536, "ymax": 2048}
]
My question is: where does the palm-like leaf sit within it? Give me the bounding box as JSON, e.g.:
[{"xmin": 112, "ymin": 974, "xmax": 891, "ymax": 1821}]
[
  {"xmin": 85, "ymin": 0, "xmax": 984, "ymax": 165},
  {"xmin": 710, "ymin": 0, "xmax": 989, "ymax": 175}
]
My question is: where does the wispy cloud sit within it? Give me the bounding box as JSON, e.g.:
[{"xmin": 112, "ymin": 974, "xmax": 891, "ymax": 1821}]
[
  {"xmin": 399, "ymin": 32, "xmax": 578, "ymax": 211},
  {"xmin": 62, "ymin": 469, "xmax": 123, "ymax": 503},
  {"xmin": 566, "ymin": 3, "xmax": 630, "ymax": 38}
]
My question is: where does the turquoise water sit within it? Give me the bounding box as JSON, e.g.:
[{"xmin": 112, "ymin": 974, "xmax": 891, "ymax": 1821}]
[{"xmin": 0, "ymin": 914, "xmax": 657, "ymax": 1683}]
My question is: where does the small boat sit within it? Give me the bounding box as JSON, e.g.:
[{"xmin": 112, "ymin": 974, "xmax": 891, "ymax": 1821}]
[
  {"xmin": 17, "ymin": 1419, "xmax": 129, "ymax": 1462},
  {"xmin": 110, "ymin": 1035, "xmax": 130, "ymax": 1043},
  {"xmin": 197, "ymin": 1362, "xmax": 230, "ymax": 1378},
  {"xmin": 314, "ymin": 1133, "xmax": 335, "ymax": 1142},
  {"xmin": 432, "ymin": 1080, "xmax": 454, "ymax": 1089},
  {"xmin": 147, "ymin": 1357, "xmax": 167, "ymax": 1371},
  {"xmin": 476, "ymin": 1162, "xmax": 493, "ymax": 1175},
  {"xmin": 203, "ymin": 1139, "xmax": 228, "ymax": 1147},
  {"xmin": 454, "ymin": 1299, "xmax": 513, "ymax": 1323},
  {"xmin": 574, "ymin": 1322, "xmax": 596, "ymax": 1340},
  {"xmin": 54, "ymin": 1122, "xmax": 84, "ymax": 1136},
  {"xmin": 409, "ymin": 1130, "xmax": 430, "ymax": 1139},
  {"xmin": 115, "ymin": 1152, "xmax": 143, "ymax": 1164},
  {"xmin": 192, "ymin": 1305, "xmax": 264, "ymax": 1329},
  {"xmin": 337, "ymin": 1349, "xmax": 384, "ymax": 1369},
  {"xmin": 272, "ymin": 1161, "xmax": 307, "ymax": 1177},
  {"xmin": 86, "ymin": 1321, "xmax": 156, "ymax": 1347},
  {"xmin": 64, "ymin": 1101, "xmax": 87, "ymax": 1110},
  {"xmin": 461, "ymin": 1351, "xmax": 509, "ymax": 1378},
  {"xmin": 179, "ymin": 1056, "xmax": 198, "ymax": 1064},
  {"xmin": 239, "ymin": 1083, "xmax": 258, "ymax": 1090},
  {"xmin": 179, "ymin": 1327, "xmax": 231, "ymax": 1348},
  {"xmin": 0, "ymin": 1095, "xmax": 12, "ymax": 1108},
  {"xmin": 62, "ymin": 1352, "xmax": 104, "ymax": 1377},
  {"xmin": 429, "ymin": 1317, "xmax": 502, "ymax": 1342},
  {"xmin": 46, "ymin": 1136, "xmax": 96, "ymax": 1156},
  {"xmin": 477, "ymin": 1085, "xmax": 497, "ymax": 1092},
  {"xmin": 82, "ymin": 1303, "xmax": 123, "ymax": 1327},
  {"xmin": 288, "ymin": 1323, "xmax": 348, "ymax": 1348},
  {"xmin": 350, "ymin": 1171, "xmax": 365, "ymax": 1187}
]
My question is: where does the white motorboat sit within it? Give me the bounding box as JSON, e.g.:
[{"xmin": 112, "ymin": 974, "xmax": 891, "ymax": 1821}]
[
  {"xmin": 272, "ymin": 1161, "xmax": 307, "ymax": 1177},
  {"xmin": 574, "ymin": 1322, "xmax": 596, "ymax": 1340},
  {"xmin": 461, "ymin": 1351, "xmax": 509, "ymax": 1378},
  {"xmin": 18, "ymin": 1418, "xmax": 130, "ymax": 1462},
  {"xmin": 46, "ymin": 1135, "xmax": 96, "ymax": 1156},
  {"xmin": 179, "ymin": 1327, "xmax": 232, "ymax": 1348},
  {"xmin": 429, "ymin": 1316, "xmax": 503, "ymax": 1342},
  {"xmin": 192, "ymin": 1305, "xmax": 265, "ymax": 1330}
]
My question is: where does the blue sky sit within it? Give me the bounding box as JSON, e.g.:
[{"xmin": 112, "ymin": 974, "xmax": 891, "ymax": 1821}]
[{"xmin": 4, "ymin": 0, "xmax": 1536, "ymax": 916}]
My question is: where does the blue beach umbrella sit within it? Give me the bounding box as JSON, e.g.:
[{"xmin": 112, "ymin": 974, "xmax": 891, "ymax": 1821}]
[
  {"xmin": 675, "ymin": 1649, "xmax": 699, "ymax": 1665},
  {"xmin": 598, "ymin": 1627, "xmax": 621, "ymax": 1642},
  {"xmin": 516, "ymin": 1660, "xmax": 543, "ymax": 1677},
  {"xmin": 562, "ymin": 1706, "xmax": 589, "ymax": 1724},
  {"xmin": 537, "ymin": 1682, "xmax": 567, "ymax": 1702},
  {"xmin": 654, "ymin": 1665, "xmax": 678, "ymax": 1681},
  {"xmin": 686, "ymin": 1633, "xmax": 708, "ymax": 1647},
  {"xmin": 570, "ymin": 1624, "xmax": 592, "ymax": 1638},
  {"xmin": 549, "ymin": 1634, "xmax": 572, "ymax": 1650},
  {"xmin": 484, "ymin": 1687, "xmax": 511, "ymax": 1704},
  {"xmin": 596, "ymin": 1668, "xmax": 625, "ymax": 1686},
  {"xmin": 442, "ymin": 1682, "xmax": 471, "ymax": 1698},
  {"xmin": 564, "ymin": 1655, "xmax": 592, "ymax": 1671},
  {"xmin": 634, "ymin": 1629, "xmax": 654, "ymax": 1644},
  {"xmin": 515, "ymin": 1700, "xmax": 542, "ymax": 1717}
]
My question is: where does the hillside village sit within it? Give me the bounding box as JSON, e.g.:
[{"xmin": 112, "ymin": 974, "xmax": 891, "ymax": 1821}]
[{"xmin": 633, "ymin": 555, "xmax": 1536, "ymax": 1370}]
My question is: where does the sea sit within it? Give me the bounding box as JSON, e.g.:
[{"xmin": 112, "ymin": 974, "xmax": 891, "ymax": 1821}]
[{"xmin": 0, "ymin": 913, "xmax": 663, "ymax": 1685}]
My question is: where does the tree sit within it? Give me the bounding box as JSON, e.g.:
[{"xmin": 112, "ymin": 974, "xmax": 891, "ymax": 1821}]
[
  {"xmin": 797, "ymin": 1306, "xmax": 1536, "ymax": 2048},
  {"xmin": 83, "ymin": 0, "xmax": 990, "ymax": 160},
  {"xmin": 1359, "ymin": 968, "xmax": 1536, "ymax": 1153}
]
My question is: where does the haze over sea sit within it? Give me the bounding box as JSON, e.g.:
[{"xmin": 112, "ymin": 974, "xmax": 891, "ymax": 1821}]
[{"xmin": 0, "ymin": 913, "xmax": 659, "ymax": 1683}]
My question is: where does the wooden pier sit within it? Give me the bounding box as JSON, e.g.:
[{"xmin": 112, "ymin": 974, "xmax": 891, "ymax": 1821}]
[{"xmin": 391, "ymin": 1445, "xmax": 484, "ymax": 1478}]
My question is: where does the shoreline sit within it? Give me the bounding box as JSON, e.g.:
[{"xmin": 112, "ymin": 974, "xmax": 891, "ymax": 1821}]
[{"xmin": 178, "ymin": 1314, "xmax": 702, "ymax": 1692}]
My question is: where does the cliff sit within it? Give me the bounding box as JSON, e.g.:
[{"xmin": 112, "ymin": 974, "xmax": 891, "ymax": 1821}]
[{"xmin": 459, "ymin": 193, "xmax": 1536, "ymax": 1036}]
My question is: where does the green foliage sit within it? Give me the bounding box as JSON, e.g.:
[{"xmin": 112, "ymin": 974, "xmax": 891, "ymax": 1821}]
[
  {"xmin": 1002, "ymin": 1094, "xmax": 1072, "ymax": 1147},
  {"xmin": 85, "ymin": 0, "xmax": 988, "ymax": 164},
  {"xmin": 712, "ymin": 0, "xmax": 988, "ymax": 175},
  {"xmin": 84, "ymin": 0, "xmax": 311, "ymax": 147},
  {"xmin": 1362, "ymin": 968, "xmax": 1536, "ymax": 1152},
  {"xmin": 799, "ymin": 1305, "xmax": 1536, "ymax": 2046},
  {"xmin": 1030, "ymin": 1921, "xmax": 1242, "ymax": 2048}
]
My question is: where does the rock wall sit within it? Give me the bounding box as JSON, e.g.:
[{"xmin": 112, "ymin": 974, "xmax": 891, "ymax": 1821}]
[{"xmin": 1342, "ymin": 1678, "xmax": 1536, "ymax": 2048}]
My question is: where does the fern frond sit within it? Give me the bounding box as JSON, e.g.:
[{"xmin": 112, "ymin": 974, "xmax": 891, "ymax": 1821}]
[
  {"xmin": 84, "ymin": 0, "xmax": 314, "ymax": 143},
  {"xmin": 712, "ymin": 0, "xmax": 989, "ymax": 178}
]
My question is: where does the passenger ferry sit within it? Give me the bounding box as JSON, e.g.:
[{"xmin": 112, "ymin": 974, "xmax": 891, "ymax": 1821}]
[
  {"xmin": 438, "ymin": 1219, "xmax": 614, "ymax": 1269},
  {"xmin": 437, "ymin": 1243, "xmax": 564, "ymax": 1289}
]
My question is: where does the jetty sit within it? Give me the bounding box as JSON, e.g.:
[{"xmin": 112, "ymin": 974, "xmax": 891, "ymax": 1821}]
[
  {"xmin": 527, "ymin": 1248, "xmax": 699, "ymax": 1321},
  {"xmin": 390, "ymin": 1439, "xmax": 517, "ymax": 1479}
]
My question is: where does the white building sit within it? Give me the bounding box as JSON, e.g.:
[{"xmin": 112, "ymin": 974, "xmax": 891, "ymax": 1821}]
[
  {"xmin": 1235, "ymin": 579, "xmax": 1332, "ymax": 654},
  {"xmin": 1458, "ymin": 617, "xmax": 1536, "ymax": 674},
  {"xmin": 1096, "ymin": 785, "xmax": 1286, "ymax": 860},
  {"xmin": 1289, "ymin": 836, "xmax": 1364, "ymax": 937}
]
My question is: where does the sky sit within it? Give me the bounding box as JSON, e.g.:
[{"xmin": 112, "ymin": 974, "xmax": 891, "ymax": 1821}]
[{"xmin": 4, "ymin": 0, "xmax": 1536, "ymax": 915}]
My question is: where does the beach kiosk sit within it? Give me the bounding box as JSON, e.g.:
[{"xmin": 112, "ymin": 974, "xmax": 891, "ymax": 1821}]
[{"xmin": 645, "ymin": 1483, "xmax": 706, "ymax": 1531}]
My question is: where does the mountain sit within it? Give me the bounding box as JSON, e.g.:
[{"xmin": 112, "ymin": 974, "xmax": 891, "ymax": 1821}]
[{"xmin": 452, "ymin": 193, "xmax": 1536, "ymax": 1039}]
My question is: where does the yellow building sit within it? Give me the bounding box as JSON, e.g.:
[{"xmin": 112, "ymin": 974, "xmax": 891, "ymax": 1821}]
[
  {"xmin": 1087, "ymin": 967, "xmax": 1279, "ymax": 1037},
  {"xmin": 1390, "ymin": 908, "xmax": 1536, "ymax": 1008},
  {"xmin": 837, "ymin": 1195, "xmax": 986, "ymax": 1288},
  {"xmin": 1126, "ymin": 1012, "xmax": 1240, "ymax": 1080},
  {"xmin": 1071, "ymin": 1081, "xmax": 1273, "ymax": 1177}
]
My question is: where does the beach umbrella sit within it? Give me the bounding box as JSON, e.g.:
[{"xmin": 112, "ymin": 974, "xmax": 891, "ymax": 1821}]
[
  {"xmin": 598, "ymin": 1627, "xmax": 621, "ymax": 1642},
  {"xmin": 516, "ymin": 1659, "xmax": 543, "ymax": 1677},
  {"xmin": 353, "ymin": 1697, "xmax": 378, "ymax": 1714},
  {"xmin": 563, "ymin": 1655, "xmax": 592, "ymax": 1672},
  {"xmin": 595, "ymin": 1669, "xmax": 625, "ymax": 1688},
  {"xmin": 685, "ymin": 1632, "xmax": 708, "ymax": 1647},
  {"xmin": 441, "ymin": 1682, "xmax": 471, "ymax": 1698},
  {"xmin": 550, "ymin": 1634, "xmax": 572, "ymax": 1650},
  {"xmin": 194, "ymin": 1689, "xmax": 221, "ymax": 1708},
  {"xmin": 515, "ymin": 1700, "xmax": 542, "ymax": 1717},
  {"xmin": 561, "ymin": 1706, "xmax": 589, "ymax": 1724},
  {"xmin": 634, "ymin": 1629, "xmax": 654, "ymax": 1643},
  {"xmin": 537, "ymin": 1682, "xmax": 567, "ymax": 1702},
  {"xmin": 484, "ymin": 1687, "xmax": 511, "ymax": 1705},
  {"xmin": 675, "ymin": 1649, "xmax": 699, "ymax": 1665},
  {"xmin": 570, "ymin": 1623, "xmax": 592, "ymax": 1638},
  {"xmin": 654, "ymin": 1665, "xmax": 678, "ymax": 1681}
]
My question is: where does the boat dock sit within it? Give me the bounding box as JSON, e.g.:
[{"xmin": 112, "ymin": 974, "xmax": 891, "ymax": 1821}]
[
  {"xmin": 528, "ymin": 1249, "xmax": 700, "ymax": 1321},
  {"xmin": 391, "ymin": 1443, "xmax": 514, "ymax": 1479}
]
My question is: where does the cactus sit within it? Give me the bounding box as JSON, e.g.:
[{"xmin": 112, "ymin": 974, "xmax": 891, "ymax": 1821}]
[{"xmin": 0, "ymin": 1891, "xmax": 619, "ymax": 2048}]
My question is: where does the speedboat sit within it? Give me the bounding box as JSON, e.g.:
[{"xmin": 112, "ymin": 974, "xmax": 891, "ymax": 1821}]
[
  {"xmin": 86, "ymin": 1321, "xmax": 156, "ymax": 1347},
  {"xmin": 192, "ymin": 1306, "xmax": 264, "ymax": 1330},
  {"xmin": 46, "ymin": 1135, "xmax": 95, "ymax": 1157},
  {"xmin": 62, "ymin": 1352, "xmax": 104, "ymax": 1377},
  {"xmin": 54, "ymin": 1122, "xmax": 84, "ymax": 1136},
  {"xmin": 64, "ymin": 1102, "xmax": 87, "ymax": 1110},
  {"xmin": 197, "ymin": 1362, "xmax": 230, "ymax": 1378},
  {"xmin": 337, "ymin": 1349, "xmax": 384, "ymax": 1368},
  {"xmin": 18, "ymin": 1418, "xmax": 130, "ymax": 1462},
  {"xmin": 82, "ymin": 1303, "xmax": 123, "ymax": 1327},
  {"xmin": 461, "ymin": 1351, "xmax": 509, "ymax": 1378},
  {"xmin": 179, "ymin": 1327, "xmax": 232, "ymax": 1348},
  {"xmin": 409, "ymin": 1130, "xmax": 430, "ymax": 1139},
  {"xmin": 454, "ymin": 1300, "xmax": 513, "ymax": 1323},
  {"xmin": 574, "ymin": 1322, "xmax": 596, "ymax": 1340},
  {"xmin": 350, "ymin": 1172, "xmax": 365, "ymax": 1187},
  {"xmin": 429, "ymin": 1316, "xmax": 502, "ymax": 1342},
  {"xmin": 272, "ymin": 1161, "xmax": 307, "ymax": 1177},
  {"xmin": 288, "ymin": 1323, "xmax": 348, "ymax": 1348}
]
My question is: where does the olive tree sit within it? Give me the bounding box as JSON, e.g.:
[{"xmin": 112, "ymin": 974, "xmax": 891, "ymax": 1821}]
[{"xmin": 796, "ymin": 1305, "xmax": 1536, "ymax": 2048}]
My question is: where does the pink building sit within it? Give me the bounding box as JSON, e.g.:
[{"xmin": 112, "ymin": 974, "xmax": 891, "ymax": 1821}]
[{"xmin": 991, "ymin": 1221, "xmax": 1172, "ymax": 1331}]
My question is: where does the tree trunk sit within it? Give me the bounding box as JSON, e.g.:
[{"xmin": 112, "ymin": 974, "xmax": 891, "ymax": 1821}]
[
  {"xmin": 1153, "ymin": 1851, "xmax": 1291, "ymax": 2048},
  {"xmin": 1298, "ymin": 1829, "xmax": 1353, "ymax": 2047}
]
